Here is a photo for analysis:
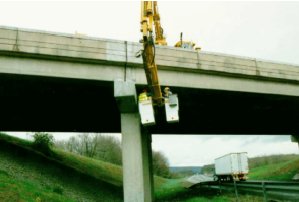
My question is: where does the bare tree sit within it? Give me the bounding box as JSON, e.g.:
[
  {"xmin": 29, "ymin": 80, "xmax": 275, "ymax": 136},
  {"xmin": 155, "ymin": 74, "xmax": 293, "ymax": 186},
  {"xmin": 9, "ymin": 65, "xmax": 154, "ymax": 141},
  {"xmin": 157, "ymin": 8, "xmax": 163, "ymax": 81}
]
[
  {"xmin": 152, "ymin": 151, "xmax": 170, "ymax": 178},
  {"xmin": 55, "ymin": 133, "xmax": 122, "ymax": 165},
  {"xmin": 55, "ymin": 133, "xmax": 170, "ymax": 177}
]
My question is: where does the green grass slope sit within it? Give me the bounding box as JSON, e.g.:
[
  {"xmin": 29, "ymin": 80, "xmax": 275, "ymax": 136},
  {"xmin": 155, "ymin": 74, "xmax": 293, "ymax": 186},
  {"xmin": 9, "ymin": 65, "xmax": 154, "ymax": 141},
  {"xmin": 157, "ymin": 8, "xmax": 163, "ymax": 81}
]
[
  {"xmin": 0, "ymin": 170, "xmax": 75, "ymax": 202},
  {"xmin": 0, "ymin": 132, "xmax": 123, "ymax": 186},
  {"xmin": 0, "ymin": 133, "xmax": 123, "ymax": 202},
  {"xmin": 249, "ymin": 156, "xmax": 299, "ymax": 180}
]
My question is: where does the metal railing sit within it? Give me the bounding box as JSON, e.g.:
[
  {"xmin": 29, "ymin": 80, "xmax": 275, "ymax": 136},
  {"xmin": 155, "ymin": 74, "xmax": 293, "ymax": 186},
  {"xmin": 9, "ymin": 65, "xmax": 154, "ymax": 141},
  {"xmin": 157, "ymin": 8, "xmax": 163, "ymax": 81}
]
[{"xmin": 197, "ymin": 180, "xmax": 299, "ymax": 202}]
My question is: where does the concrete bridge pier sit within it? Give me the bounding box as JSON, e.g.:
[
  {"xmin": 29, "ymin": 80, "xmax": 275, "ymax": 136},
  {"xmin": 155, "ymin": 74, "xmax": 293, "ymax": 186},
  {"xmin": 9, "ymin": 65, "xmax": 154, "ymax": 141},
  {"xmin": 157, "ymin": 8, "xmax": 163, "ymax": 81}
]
[
  {"xmin": 291, "ymin": 135, "xmax": 299, "ymax": 149},
  {"xmin": 114, "ymin": 80, "xmax": 153, "ymax": 202}
]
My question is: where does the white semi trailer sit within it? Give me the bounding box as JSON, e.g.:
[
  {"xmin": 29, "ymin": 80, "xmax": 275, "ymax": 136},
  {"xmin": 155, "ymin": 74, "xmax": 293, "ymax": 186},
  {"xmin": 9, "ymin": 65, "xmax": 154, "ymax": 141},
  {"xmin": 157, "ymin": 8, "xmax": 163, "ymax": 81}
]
[{"xmin": 214, "ymin": 152, "xmax": 249, "ymax": 181}]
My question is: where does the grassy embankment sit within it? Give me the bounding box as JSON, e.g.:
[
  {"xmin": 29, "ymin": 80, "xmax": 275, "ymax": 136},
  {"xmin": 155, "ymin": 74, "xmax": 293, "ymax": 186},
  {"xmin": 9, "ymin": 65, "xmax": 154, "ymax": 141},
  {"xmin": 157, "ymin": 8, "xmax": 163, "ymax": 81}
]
[
  {"xmin": 0, "ymin": 132, "xmax": 123, "ymax": 202},
  {"xmin": 248, "ymin": 155, "xmax": 299, "ymax": 180}
]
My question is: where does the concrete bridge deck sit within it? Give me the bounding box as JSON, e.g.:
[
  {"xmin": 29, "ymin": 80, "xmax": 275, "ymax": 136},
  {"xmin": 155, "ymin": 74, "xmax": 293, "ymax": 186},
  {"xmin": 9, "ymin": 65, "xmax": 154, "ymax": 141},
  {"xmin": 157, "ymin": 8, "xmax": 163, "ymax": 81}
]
[{"xmin": 0, "ymin": 26, "xmax": 299, "ymax": 134}]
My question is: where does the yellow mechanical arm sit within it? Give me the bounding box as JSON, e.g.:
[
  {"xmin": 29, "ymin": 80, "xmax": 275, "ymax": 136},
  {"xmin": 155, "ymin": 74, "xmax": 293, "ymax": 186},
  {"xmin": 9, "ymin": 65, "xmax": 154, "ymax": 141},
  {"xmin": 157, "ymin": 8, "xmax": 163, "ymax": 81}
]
[
  {"xmin": 140, "ymin": 1, "xmax": 164, "ymax": 106},
  {"xmin": 139, "ymin": 1, "xmax": 179, "ymax": 126},
  {"xmin": 153, "ymin": 2, "xmax": 167, "ymax": 46}
]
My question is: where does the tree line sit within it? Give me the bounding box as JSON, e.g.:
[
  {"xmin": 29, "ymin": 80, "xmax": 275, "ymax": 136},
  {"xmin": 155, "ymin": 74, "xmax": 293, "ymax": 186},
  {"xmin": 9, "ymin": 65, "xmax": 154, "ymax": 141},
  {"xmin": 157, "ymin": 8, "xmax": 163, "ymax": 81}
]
[{"xmin": 54, "ymin": 133, "xmax": 171, "ymax": 178}]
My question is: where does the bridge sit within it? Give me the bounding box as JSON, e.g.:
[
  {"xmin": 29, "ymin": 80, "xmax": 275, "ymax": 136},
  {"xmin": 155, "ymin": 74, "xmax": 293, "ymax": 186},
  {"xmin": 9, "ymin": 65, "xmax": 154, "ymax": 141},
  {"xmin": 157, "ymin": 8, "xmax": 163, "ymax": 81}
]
[{"xmin": 1, "ymin": 26, "xmax": 299, "ymax": 201}]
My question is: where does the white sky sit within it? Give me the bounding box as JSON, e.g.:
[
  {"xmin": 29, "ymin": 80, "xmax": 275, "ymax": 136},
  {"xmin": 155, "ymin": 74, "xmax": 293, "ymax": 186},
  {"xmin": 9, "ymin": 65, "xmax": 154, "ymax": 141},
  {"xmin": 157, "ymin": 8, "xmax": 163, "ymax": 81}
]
[{"xmin": 1, "ymin": 0, "xmax": 299, "ymax": 166}]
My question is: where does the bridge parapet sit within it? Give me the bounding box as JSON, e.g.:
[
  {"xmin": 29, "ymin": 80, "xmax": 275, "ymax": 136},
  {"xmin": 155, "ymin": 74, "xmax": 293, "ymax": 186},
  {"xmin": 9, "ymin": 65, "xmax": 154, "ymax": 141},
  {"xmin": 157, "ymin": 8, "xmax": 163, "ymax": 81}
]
[{"xmin": 1, "ymin": 26, "xmax": 299, "ymax": 84}]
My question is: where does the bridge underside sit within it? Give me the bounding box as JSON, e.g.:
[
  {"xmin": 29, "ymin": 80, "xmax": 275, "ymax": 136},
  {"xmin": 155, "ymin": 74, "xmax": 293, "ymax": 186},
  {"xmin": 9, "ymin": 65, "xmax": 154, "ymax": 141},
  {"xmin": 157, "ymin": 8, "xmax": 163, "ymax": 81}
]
[{"xmin": 0, "ymin": 73, "xmax": 298, "ymax": 135}]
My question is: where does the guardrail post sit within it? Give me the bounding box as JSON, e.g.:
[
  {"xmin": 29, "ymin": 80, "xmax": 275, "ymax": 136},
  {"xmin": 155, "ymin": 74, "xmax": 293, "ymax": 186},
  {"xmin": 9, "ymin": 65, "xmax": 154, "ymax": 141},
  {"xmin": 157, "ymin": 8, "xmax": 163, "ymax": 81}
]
[
  {"xmin": 233, "ymin": 180, "xmax": 240, "ymax": 202},
  {"xmin": 262, "ymin": 181, "xmax": 268, "ymax": 202},
  {"xmin": 218, "ymin": 180, "xmax": 222, "ymax": 194}
]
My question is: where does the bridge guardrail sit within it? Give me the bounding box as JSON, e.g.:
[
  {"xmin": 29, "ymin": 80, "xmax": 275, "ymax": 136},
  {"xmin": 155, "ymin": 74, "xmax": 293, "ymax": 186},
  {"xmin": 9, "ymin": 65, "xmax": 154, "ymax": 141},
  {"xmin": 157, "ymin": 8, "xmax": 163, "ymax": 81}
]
[{"xmin": 196, "ymin": 180, "xmax": 299, "ymax": 201}]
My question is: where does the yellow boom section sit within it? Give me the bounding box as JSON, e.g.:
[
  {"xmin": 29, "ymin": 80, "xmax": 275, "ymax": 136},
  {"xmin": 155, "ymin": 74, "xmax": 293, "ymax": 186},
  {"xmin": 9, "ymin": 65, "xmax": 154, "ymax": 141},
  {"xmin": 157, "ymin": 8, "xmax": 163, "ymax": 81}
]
[
  {"xmin": 153, "ymin": 1, "xmax": 167, "ymax": 46},
  {"xmin": 140, "ymin": 1, "xmax": 164, "ymax": 106}
]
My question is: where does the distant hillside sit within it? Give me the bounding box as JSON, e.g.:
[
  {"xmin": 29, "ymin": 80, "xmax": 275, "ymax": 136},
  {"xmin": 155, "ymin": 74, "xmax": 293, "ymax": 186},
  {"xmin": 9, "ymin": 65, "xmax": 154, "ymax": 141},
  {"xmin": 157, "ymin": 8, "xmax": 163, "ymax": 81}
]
[
  {"xmin": 202, "ymin": 163, "xmax": 215, "ymax": 175},
  {"xmin": 249, "ymin": 154, "xmax": 299, "ymax": 168}
]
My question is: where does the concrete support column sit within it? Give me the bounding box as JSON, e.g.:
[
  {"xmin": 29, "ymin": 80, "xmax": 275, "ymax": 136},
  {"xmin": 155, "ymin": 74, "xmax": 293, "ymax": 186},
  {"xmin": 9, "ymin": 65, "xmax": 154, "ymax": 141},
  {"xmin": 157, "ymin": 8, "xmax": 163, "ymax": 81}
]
[
  {"xmin": 291, "ymin": 135, "xmax": 299, "ymax": 149},
  {"xmin": 142, "ymin": 128, "xmax": 154, "ymax": 200},
  {"xmin": 114, "ymin": 79, "xmax": 153, "ymax": 202},
  {"xmin": 121, "ymin": 114, "xmax": 153, "ymax": 202}
]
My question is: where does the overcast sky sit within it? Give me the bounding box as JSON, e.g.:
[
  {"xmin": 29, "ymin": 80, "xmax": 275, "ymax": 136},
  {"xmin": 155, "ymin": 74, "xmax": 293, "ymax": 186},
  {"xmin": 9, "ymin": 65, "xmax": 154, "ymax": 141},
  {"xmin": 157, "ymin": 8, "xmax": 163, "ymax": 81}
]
[{"xmin": 1, "ymin": 1, "xmax": 299, "ymax": 166}]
